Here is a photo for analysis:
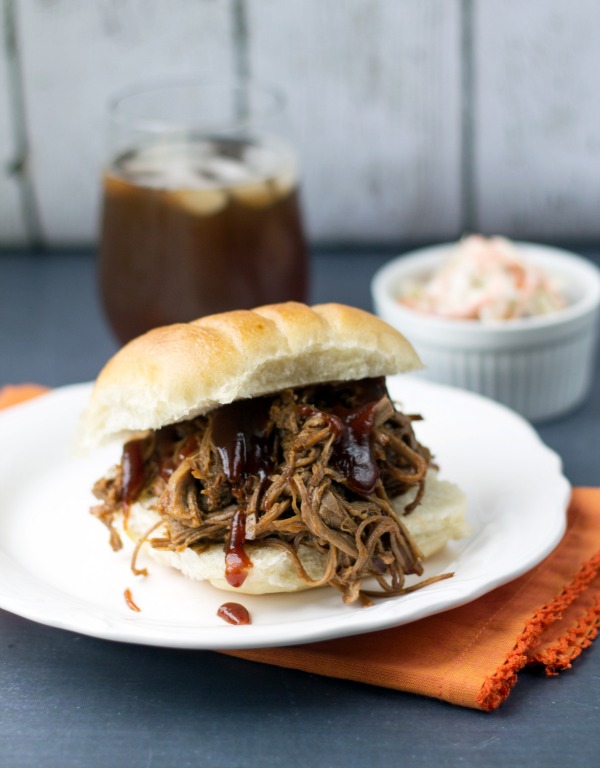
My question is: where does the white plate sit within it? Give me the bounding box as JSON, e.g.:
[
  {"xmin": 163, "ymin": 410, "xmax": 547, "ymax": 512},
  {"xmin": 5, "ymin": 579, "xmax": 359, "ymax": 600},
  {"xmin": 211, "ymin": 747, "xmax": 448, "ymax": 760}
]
[{"xmin": 0, "ymin": 378, "xmax": 570, "ymax": 649}]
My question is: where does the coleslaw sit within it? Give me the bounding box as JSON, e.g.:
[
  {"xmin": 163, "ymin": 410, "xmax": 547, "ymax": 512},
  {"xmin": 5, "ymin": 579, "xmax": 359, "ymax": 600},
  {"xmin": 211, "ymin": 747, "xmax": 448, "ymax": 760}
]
[{"xmin": 397, "ymin": 235, "xmax": 567, "ymax": 322}]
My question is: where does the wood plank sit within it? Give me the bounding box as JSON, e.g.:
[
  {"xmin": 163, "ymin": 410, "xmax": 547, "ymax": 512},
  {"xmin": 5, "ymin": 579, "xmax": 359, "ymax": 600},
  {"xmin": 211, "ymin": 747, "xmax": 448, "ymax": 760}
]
[
  {"xmin": 0, "ymin": 3, "xmax": 27, "ymax": 245},
  {"xmin": 246, "ymin": 0, "xmax": 463, "ymax": 244},
  {"xmin": 474, "ymin": 0, "xmax": 600, "ymax": 240},
  {"xmin": 17, "ymin": 0, "xmax": 235, "ymax": 245}
]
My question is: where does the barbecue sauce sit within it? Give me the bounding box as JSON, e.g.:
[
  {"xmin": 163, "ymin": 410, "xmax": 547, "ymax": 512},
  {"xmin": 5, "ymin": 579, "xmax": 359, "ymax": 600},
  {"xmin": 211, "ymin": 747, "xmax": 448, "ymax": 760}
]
[
  {"xmin": 224, "ymin": 509, "xmax": 254, "ymax": 587},
  {"xmin": 212, "ymin": 396, "xmax": 275, "ymax": 485},
  {"xmin": 217, "ymin": 602, "xmax": 251, "ymax": 625},
  {"xmin": 329, "ymin": 399, "xmax": 381, "ymax": 494},
  {"xmin": 304, "ymin": 377, "xmax": 387, "ymax": 495},
  {"xmin": 212, "ymin": 397, "xmax": 274, "ymax": 587},
  {"xmin": 122, "ymin": 438, "xmax": 145, "ymax": 508},
  {"xmin": 157, "ymin": 431, "xmax": 199, "ymax": 480}
]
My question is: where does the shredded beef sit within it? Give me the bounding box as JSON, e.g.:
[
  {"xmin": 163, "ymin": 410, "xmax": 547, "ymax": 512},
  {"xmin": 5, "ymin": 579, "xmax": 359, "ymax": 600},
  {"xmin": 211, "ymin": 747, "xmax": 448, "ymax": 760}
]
[
  {"xmin": 91, "ymin": 377, "xmax": 434, "ymax": 604},
  {"xmin": 91, "ymin": 467, "xmax": 124, "ymax": 552}
]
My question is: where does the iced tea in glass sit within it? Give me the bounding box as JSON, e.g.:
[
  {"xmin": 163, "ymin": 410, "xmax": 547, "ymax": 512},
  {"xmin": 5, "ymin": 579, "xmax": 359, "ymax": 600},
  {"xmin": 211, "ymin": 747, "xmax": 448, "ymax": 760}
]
[{"xmin": 99, "ymin": 82, "xmax": 309, "ymax": 343}]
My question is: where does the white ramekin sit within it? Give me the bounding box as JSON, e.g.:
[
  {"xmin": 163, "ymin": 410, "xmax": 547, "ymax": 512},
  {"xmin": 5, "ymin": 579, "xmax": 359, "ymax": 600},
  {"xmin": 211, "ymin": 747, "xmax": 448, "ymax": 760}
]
[{"xmin": 371, "ymin": 242, "xmax": 600, "ymax": 422}]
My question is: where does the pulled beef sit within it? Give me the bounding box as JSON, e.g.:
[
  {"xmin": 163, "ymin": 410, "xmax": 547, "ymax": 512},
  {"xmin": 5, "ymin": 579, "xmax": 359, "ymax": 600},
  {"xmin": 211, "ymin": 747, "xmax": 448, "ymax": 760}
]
[
  {"xmin": 92, "ymin": 377, "xmax": 434, "ymax": 604},
  {"xmin": 91, "ymin": 468, "xmax": 124, "ymax": 552}
]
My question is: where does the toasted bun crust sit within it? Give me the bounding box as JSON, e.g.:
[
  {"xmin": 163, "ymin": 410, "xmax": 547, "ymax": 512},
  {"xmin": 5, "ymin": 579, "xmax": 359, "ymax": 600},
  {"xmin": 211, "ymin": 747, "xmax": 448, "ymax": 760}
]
[
  {"xmin": 78, "ymin": 302, "xmax": 422, "ymax": 449},
  {"xmin": 123, "ymin": 472, "xmax": 468, "ymax": 595}
]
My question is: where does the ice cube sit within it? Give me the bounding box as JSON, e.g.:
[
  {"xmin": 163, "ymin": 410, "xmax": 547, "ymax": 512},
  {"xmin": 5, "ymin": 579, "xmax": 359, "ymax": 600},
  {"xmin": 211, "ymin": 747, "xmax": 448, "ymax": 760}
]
[
  {"xmin": 231, "ymin": 181, "xmax": 275, "ymax": 208},
  {"xmin": 243, "ymin": 144, "xmax": 280, "ymax": 178},
  {"xmin": 272, "ymin": 166, "xmax": 297, "ymax": 199},
  {"xmin": 168, "ymin": 188, "xmax": 228, "ymax": 216},
  {"xmin": 118, "ymin": 142, "xmax": 216, "ymax": 189},
  {"xmin": 202, "ymin": 156, "xmax": 255, "ymax": 185}
]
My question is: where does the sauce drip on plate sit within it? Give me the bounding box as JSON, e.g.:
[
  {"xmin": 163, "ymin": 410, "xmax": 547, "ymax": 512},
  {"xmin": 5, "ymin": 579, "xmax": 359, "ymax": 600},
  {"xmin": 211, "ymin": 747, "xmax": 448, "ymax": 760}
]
[{"xmin": 217, "ymin": 602, "xmax": 251, "ymax": 625}]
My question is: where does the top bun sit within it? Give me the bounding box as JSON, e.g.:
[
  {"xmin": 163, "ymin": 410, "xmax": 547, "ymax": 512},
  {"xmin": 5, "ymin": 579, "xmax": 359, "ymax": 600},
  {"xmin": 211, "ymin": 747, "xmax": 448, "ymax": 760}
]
[{"xmin": 78, "ymin": 302, "xmax": 422, "ymax": 449}]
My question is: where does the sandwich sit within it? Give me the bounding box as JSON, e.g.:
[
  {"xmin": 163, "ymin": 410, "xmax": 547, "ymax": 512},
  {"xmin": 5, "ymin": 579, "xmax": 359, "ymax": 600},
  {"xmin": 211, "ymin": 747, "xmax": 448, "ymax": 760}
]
[{"xmin": 79, "ymin": 302, "xmax": 468, "ymax": 605}]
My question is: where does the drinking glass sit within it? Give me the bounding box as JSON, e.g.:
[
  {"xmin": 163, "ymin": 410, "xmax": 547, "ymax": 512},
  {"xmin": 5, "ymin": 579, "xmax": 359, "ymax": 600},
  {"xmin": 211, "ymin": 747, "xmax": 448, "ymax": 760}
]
[{"xmin": 99, "ymin": 80, "xmax": 309, "ymax": 344}]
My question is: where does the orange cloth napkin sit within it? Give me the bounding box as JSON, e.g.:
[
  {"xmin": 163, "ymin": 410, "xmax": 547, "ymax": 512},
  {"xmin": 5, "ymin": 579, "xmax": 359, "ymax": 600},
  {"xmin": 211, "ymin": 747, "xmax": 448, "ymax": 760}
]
[
  {"xmin": 0, "ymin": 383, "xmax": 50, "ymax": 407},
  {"xmin": 2, "ymin": 384, "xmax": 599, "ymax": 711},
  {"xmin": 225, "ymin": 491, "xmax": 600, "ymax": 710}
]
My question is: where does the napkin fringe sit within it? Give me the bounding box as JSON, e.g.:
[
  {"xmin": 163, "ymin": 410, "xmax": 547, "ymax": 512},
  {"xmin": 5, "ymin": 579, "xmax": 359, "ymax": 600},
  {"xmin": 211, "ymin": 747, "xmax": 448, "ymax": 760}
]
[
  {"xmin": 531, "ymin": 594, "xmax": 600, "ymax": 675},
  {"xmin": 477, "ymin": 548, "xmax": 600, "ymax": 711}
]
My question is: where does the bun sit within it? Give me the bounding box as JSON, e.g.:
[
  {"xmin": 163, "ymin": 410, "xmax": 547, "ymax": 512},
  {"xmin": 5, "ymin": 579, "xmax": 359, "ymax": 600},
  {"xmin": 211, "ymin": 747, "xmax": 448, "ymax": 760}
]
[
  {"xmin": 123, "ymin": 472, "xmax": 468, "ymax": 595},
  {"xmin": 392, "ymin": 473, "xmax": 469, "ymax": 558},
  {"xmin": 78, "ymin": 302, "xmax": 422, "ymax": 449}
]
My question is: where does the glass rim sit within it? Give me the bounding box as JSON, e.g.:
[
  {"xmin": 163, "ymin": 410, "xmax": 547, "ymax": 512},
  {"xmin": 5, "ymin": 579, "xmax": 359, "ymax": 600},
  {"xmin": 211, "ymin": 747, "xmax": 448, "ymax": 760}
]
[{"xmin": 108, "ymin": 78, "xmax": 286, "ymax": 135}]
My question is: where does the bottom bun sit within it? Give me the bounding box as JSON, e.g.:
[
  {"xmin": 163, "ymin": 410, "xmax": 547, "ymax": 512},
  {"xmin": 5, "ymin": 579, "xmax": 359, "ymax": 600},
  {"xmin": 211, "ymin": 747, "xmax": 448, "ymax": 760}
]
[
  {"xmin": 123, "ymin": 472, "xmax": 469, "ymax": 595},
  {"xmin": 392, "ymin": 472, "xmax": 469, "ymax": 559}
]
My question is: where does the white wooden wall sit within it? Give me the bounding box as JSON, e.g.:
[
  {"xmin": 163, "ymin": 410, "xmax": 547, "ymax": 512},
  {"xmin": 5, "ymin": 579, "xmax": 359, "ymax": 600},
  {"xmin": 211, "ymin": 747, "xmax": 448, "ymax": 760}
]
[{"xmin": 1, "ymin": 0, "xmax": 599, "ymax": 248}]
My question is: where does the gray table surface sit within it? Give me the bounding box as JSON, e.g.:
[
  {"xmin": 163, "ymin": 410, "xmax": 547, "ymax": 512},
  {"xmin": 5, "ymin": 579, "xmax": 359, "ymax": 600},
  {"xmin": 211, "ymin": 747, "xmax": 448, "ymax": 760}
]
[{"xmin": 1, "ymin": 248, "xmax": 599, "ymax": 768}]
